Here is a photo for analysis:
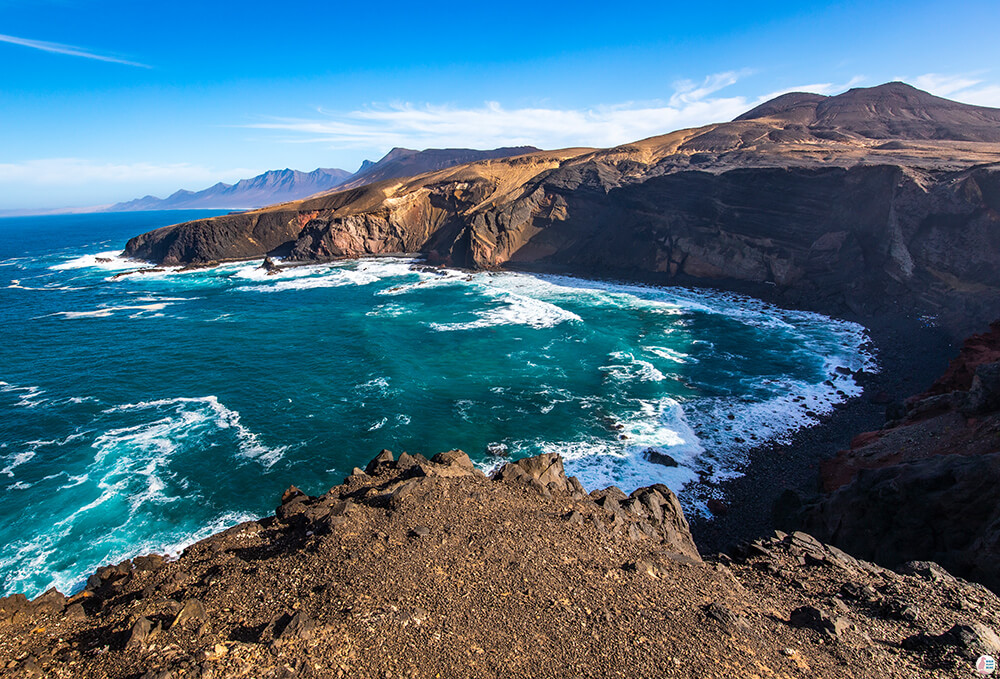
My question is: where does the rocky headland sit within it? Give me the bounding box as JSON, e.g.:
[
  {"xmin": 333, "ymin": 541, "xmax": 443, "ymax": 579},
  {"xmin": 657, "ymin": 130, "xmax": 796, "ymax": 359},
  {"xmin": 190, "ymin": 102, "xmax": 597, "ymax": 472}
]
[
  {"xmin": 2, "ymin": 450, "xmax": 999, "ymax": 678},
  {"xmin": 124, "ymin": 82, "xmax": 1000, "ymax": 336}
]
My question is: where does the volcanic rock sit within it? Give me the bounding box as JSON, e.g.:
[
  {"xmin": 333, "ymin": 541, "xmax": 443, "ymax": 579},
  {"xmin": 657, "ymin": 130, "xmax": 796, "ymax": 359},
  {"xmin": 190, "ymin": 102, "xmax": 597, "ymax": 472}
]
[{"xmin": 804, "ymin": 320, "xmax": 1000, "ymax": 592}]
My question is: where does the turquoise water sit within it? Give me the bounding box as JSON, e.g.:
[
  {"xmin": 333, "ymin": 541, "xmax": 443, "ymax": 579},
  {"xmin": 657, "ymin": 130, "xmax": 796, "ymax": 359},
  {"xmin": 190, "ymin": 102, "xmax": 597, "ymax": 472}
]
[{"xmin": 0, "ymin": 211, "xmax": 875, "ymax": 598}]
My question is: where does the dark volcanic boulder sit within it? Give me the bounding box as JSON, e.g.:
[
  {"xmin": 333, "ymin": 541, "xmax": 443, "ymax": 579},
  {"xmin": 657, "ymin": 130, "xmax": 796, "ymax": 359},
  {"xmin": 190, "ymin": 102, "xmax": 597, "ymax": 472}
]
[{"xmin": 966, "ymin": 361, "xmax": 1000, "ymax": 414}]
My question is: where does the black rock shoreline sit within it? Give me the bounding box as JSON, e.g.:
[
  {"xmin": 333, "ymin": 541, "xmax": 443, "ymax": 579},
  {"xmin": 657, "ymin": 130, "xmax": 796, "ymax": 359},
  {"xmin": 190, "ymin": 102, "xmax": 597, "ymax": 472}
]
[{"xmin": 689, "ymin": 314, "xmax": 957, "ymax": 555}]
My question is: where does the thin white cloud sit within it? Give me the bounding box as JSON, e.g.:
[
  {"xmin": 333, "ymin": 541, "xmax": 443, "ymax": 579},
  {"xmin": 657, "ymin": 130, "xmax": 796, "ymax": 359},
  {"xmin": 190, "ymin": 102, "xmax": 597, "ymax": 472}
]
[
  {"xmin": 244, "ymin": 72, "xmax": 873, "ymax": 152},
  {"xmin": 0, "ymin": 33, "xmax": 150, "ymax": 68},
  {"xmin": 908, "ymin": 72, "xmax": 1000, "ymax": 108},
  {"xmin": 0, "ymin": 158, "xmax": 256, "ymax": 187},
  {"xmin": 955, "ymin": 85, "xmax": 1000, "ymax": 108},
  {"xmin": 669, "ymin": 70, "xmax": 749, "ymax": 106}
]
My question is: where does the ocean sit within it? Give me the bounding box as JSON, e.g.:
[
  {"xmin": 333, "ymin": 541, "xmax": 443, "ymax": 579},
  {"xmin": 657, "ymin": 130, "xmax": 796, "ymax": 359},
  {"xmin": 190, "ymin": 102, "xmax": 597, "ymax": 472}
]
[{"xmin": 0, "ymin": 211, "xmax": 875, "ymax": 598}]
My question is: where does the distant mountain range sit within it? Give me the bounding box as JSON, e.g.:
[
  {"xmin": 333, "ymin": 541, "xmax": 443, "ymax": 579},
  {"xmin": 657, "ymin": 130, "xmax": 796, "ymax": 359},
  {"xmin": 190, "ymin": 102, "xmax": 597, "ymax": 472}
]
[
  {"xmin": 106, "ymin": 146, "xmax": 540, "ymax": 212},
  {"xmin": 108, "ymin": 168, "xmax": 353, "ymax": 212}
]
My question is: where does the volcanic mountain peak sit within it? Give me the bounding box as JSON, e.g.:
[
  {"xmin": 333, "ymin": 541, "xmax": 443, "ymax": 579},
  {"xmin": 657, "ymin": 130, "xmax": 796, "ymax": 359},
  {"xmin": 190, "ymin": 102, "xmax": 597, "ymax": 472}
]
[
  {"xmin": 736, "ymin": 81, "xmax": 1000, "ymax": 142},
  {"xmin": 733, "ymin": 91, "xmax": 829, "ymax": 123}
]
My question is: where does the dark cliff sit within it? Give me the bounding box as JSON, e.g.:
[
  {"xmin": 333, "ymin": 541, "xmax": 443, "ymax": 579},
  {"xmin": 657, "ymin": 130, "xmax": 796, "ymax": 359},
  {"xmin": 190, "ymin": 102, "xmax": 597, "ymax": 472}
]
[
  {"xmin": 799, "ymin": 321, "xmax": 1000, "ymax": 592},
  {"xmin": 124, "ymin": 83, "xmax": 1000, "ymax": 334}
]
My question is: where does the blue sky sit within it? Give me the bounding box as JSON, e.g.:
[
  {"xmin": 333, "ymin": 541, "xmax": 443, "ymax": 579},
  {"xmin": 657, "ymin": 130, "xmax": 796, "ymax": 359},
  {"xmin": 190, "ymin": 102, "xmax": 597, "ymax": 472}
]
[{"xmin": 1, "ymin": 0, "xmax": 999, "ymax": 210}]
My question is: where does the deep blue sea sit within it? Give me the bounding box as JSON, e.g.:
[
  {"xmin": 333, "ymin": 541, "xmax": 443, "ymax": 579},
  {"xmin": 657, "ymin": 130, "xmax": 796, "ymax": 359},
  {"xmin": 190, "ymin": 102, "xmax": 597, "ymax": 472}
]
[{"xmin": 0, "ymin": 211, "xmax": 876, "ymax": 598}]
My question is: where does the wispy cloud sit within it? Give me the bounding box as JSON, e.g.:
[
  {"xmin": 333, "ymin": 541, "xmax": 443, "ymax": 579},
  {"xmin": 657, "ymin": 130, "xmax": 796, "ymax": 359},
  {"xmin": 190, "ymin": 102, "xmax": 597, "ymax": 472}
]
[
  {"xmin": 669, "ymin": 70, "xmax": 749, "ymax": 106},
  {"xmin": 243, "ymin": 72, "xmax": 869, "ymax": 152},
  {"xmin": 0, "ymin": 33, "xmax": 150, "ymax": 68},
  {"xmin": 909, "ymin": 72, "xmax": 1000, "ymax": 107}
]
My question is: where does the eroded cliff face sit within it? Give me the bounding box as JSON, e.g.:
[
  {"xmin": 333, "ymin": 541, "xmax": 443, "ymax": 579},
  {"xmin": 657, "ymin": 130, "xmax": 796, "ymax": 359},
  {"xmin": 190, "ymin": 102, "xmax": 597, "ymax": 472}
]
[
  {"xmin": 125, "ymin": 159, "xmax": 1000, "ymax": 330},
  {"xmin": 800, "ymin": 321, "xmax": 1000, "ymax": 593},
  {"xmin": 123, "ymin": 83, "xmax": 1000, "ymax": 332}
]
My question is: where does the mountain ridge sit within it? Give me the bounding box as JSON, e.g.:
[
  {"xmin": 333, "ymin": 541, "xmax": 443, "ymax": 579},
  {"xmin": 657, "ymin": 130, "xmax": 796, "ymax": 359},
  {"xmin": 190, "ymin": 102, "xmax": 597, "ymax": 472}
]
[
  {"xmin": 107, "ymin": 146, "xmax": 542, "ymax": 213},
  {"xmin": 108, "ymin": 167, "xmax": 354, "ymax": 212},
  {"xmin": 735, "ymin": 81, "xmax": 1000, "ymax": 142}
]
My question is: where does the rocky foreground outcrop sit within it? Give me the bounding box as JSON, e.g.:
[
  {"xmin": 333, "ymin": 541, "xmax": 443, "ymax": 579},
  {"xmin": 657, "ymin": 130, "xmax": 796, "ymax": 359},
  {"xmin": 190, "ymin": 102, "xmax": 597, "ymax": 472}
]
[
  {"xmin": 124, "ymin": 83, "xmax": 1000, "ymax": 335},
  {"xmin": 2, "ymin": 451, "xmax": 999, "ymax": 678},
  {"xmin": 800, "ymin": 321, "xmax": 1000, "ymax": 592}
]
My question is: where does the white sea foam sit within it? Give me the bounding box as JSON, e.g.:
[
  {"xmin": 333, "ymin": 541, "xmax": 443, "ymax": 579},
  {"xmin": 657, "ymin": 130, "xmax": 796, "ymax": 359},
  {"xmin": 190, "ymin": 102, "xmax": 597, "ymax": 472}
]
[
  {"xmin": 49, "ymin": 302, "xmax": 173, "ymax": 319},
  {"xmin": 455, "ymin": 399, "xmax": 474, "ymax": 422},
  {"xmin": 429, "ymin": 292, "xmax": 581, "ymax": 331},
  {"xmin": 7, "ymin": 279, "xmax": 83, "ymax": 291},
  {"xmin": 366, "ymin": 303, "xmax": 410, "ymax": 318},
  {"xmin": 234, "ymin": 257, "xmax": 419, "ymax": 293},
  {"xmin": 684, "ymin": 368, "xmax": 867, "ymax": 486},
  {"xmin": 49, "ymin": 251, "xmax": 144, "ymax": 272},
  {"xmin": 58, "ymin": 474, "xmax": 89, "ymax": 490},
  {"xmin": 531, "ymin": 386, "xmax": 575, "ymax": 414},
  {"xmin": 355, "ymin": 376, "xmax": 394, "ymax": 399},
  {"xmin": 236, "ymin": 274, "xmax": 356, "ymax": 293},
  {"xmin": 130, "ymin": 295, "xmax": 190, "ymax": 302},
  {"xmin": 599, "ymin": 352, "xmax": 668, "ymax": 382},
  {"xmin": 104, "ymin": 395, "xmax": 289, "ymax": 468},
  {"xmin": 0, "ymin": 381, "xmax": 47, "ymax": 408},
  {"xmin": 645, "ymin": 346, "xmax": 697, "ymax": 364},
  {"xmin": 1, "ymin": 450, "xmax": 36, "ymax": 477},
  {"xmin": 474, "ymin": 271, "xmax": 876, "ymax": 371}
]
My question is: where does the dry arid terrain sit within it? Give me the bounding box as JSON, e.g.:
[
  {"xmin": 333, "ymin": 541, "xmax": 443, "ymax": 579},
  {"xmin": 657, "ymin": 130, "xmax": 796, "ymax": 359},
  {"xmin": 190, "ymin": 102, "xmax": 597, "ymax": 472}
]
[{"xmin": 2, "ymin": 451, "xmax": 999, "ymax": 678}]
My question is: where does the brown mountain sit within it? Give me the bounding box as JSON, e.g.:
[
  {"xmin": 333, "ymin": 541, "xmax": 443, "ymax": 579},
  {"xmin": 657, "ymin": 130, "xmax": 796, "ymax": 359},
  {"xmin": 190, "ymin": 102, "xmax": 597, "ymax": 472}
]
[
  {"xmin": 124, "ymin": 82, "xmax": 1000, "ymax": 334},
  {"xmin": 106, "ymin": 147, "xmax": 539, "ymax": 212},
  {"xmin": 736, "ymin": 81, "xmax": 1000, "ymax": 142}
]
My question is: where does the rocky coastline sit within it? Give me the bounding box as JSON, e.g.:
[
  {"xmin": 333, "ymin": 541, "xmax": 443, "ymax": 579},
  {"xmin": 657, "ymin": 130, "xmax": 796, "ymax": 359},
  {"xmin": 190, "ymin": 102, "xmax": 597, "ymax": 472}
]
[
  {"xmin": 2, "ymin": 450, "xmax": 1000, "ymax": 678},
  {"xmin": 122, "ymin": 83, "xmax": 1000, "ymax": 339},
  {"xmin": 688, "ymin": 313, "xmax": 957, "ymax": 554}
]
